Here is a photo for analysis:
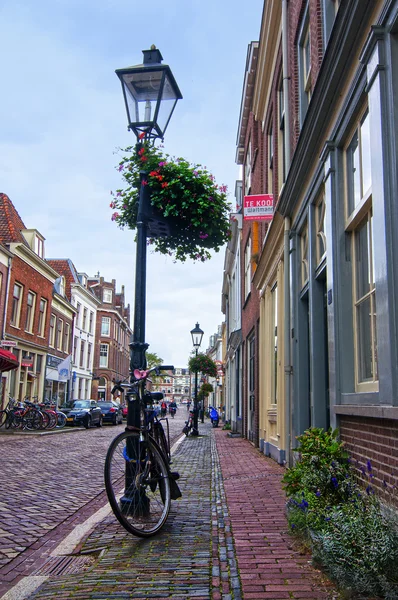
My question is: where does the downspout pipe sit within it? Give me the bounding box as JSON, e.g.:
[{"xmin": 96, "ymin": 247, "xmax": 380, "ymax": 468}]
[
  {"xmin": 282, "ymin": 0, "xmax": 292, "ymax": 465},
  {"xmin": 284, "ymin": 217, "xmax": 292, "ymax": 466}
]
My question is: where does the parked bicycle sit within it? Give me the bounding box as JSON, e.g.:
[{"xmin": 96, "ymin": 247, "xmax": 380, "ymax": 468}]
[
  {"xmin": 104, "ymin": 365, "xmax": 181, "ymax": 538},
  {"xmin": 182, "ymin": 408, "xmax": 194, "ymax": 436}
]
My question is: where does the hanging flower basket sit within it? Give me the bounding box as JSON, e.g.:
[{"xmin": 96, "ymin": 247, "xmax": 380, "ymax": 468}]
[
  {"xmin": 200, "ymin": 382, "xmax": 214, "ymax": 396},
  {"xmin": 188, "ymin": 353, "xmax": 218, "ymax": 377},
  {"xmin": 110, "ymin": 142, "xmax": 232, "ymax": 262}
]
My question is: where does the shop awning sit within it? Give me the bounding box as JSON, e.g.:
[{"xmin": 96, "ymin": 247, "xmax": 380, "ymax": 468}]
[{"xmin": 0, "ymin": 348, "xmax": 19, "ymax": 372}]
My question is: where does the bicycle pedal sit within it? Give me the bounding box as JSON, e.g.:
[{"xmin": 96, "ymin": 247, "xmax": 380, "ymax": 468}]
[{"xmin": 170, "ymin": 471, "xmax": 180, "ymax": 481}]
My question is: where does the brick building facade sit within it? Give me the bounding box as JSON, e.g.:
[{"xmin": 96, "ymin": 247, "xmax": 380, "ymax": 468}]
[{"xmin": 88, "ymin": 276, "xmax": 132, "ymax": 402}]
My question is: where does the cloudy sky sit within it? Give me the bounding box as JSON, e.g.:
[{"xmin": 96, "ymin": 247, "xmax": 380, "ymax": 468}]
[{"xmin": 0, "ymin": 0, "xmax": 262, "ymax": 367}]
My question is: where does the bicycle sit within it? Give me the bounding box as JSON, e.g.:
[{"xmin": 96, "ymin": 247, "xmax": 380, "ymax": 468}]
[
  {"xmin": 0, "ymin": 397, "xmax": 17, "ymax": 427},
  {"xmin": 104, "ymin": 365, "xmax": 181, "ymax": 538}
]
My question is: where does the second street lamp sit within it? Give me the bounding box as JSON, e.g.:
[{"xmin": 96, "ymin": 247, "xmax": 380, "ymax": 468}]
[{"xmin": 190, "ymin": 322, "xmax": 204, "ymax": 436}]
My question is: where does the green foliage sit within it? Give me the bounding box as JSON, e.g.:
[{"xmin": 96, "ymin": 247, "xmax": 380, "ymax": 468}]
[
  {"xmin": 145, "ymin": 352, "xmax": 163, "ymax": 369},
  {"xmin": 188, "ymin": 353, "xmax": 218, "ymax": 377},
  {"xmin": 110, "ymin": 142, "xmax": 232, "ymax": 262},
  {"xmin": 199, "ymin": 382, "xmax": 213, "ymax": 396},
  {"xmin": 284, "ymin": 427, "xmax": 398, "ymax": 598}
]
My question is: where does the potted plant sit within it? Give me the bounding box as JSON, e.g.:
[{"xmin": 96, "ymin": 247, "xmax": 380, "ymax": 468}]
[{"xmin": 110, "ymin": 141, "xmax": 232, "ymax": 263}]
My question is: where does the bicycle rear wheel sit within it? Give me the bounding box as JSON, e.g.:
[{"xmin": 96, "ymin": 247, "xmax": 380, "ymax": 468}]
[{"xmin": 104, "ymin": 430, "xmax": 171, "ymax": 538}]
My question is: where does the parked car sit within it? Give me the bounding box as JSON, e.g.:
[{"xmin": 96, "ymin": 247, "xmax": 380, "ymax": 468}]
[
  {"xmin": 97, "ymin": 401, "xmax": 123, "ymax": 425},
  {"xmin": 64, "ymin": 400, "xmax": 102, "ymax": 429}
]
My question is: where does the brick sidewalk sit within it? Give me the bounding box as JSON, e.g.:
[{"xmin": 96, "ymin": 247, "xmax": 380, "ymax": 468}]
[
  {"xmin": 213, "ymin": 428, "xmax": 337, "ymax": 599},
  {"xmin": 6, "ymin": 423, "xmax": 338, "ymax": 600}
]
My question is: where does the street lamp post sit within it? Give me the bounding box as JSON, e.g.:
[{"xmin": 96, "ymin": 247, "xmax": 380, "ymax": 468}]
[
  {"xmin": 115, "ymin": 48, "xmax": 182, "ymax": 509},
  {"xmin": 116, "ymin": 46, "xmax": 182, "ymax": 414},
  {"xmin": 190, "ymin": 322, "xmax": 204, "ymax": 436}
]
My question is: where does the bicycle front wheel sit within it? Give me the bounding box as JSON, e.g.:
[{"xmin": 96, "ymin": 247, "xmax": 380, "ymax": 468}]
[{"xmin": 104, "ymin": 430, "xmax": 171, "ymax": 538}]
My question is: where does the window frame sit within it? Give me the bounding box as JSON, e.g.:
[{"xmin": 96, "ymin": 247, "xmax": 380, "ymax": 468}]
[
  {"xmin": 101, "ymin": 316, "xmax": 111, "ymax": 336},
  {"xmin": 343, "ymin": 105, "xmax": 378, "ymax": 392},
  {"xmin": 100, "ymin": 343, "xmax": 109, "ymax": 368},
  {"xmin": 37, "ymin": 298, "xmax": 47, "ymax": 337},
  {"xmin": 49, "ymin": 314, "xmax": 56, "ymax": 348},
  {"xmin": 103, "ymin": 289, "xmax": 113, "ymax": 304},
  {"xmin": 25, "ymin": 290, "xmax": 36, "ymax": 333},
  {"xmin": 298, "ymin": 4, "xmax": 312, "ymax": 127},
  {"xmin": 10, "ymin": 282, "xmax": 23, "ymax": 327}
]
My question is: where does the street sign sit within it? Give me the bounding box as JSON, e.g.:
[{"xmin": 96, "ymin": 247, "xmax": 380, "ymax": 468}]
[{"xmin": 243, "ymin": 194, "xmax": 274, "ymax": 221}]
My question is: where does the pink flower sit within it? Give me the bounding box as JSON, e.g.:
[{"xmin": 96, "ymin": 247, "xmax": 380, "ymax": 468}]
[
  {"xmin": 118, "ymin": 164, "xmax": 124, "ymax": 172},
  {"xmin": 142, "ymin": 180, "xmax": 148, "ymax": 186},
  {"xmin": 158, "ymin": 161, "xmax": 167, "ymax": 167},
  {"xmin": 111, "ymin": 212, "xmax": 120, "ymax": 221},
  {"xmin": 199, "ymin": 232, "xmax": 209, "ymax": 239},
  {"xmin": 110, "ymin": 201, "xmax": 116, "ymax": 209}
]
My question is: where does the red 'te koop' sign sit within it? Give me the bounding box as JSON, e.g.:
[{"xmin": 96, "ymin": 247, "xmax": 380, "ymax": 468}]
[{"xmin": 243, "ymin": 194, "xmax": 274, "ymax": 221}]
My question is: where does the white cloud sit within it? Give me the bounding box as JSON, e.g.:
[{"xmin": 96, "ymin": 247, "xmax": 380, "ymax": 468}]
[{"xmin": 0, "ymin": 0, "xmax": 262, "ymax": 365}]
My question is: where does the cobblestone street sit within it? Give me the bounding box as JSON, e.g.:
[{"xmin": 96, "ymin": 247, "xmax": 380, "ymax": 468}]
[
  {"xmin": 0, "ymin": 417, "xmax": 339, "ymax": 600},
  {"xmin": 0, "ymin": 410, "xmax": 186, "ymax": 595}
]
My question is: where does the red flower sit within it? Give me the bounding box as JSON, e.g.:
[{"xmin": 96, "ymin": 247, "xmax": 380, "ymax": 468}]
[
  {"xmin": 161, "ymin": 182, "xmax": 168, "ymax": 188},
  {"xmin": 138, "ymin": 148, "xmax": 145, "ymax": 156},
  {"xmin": 138, "ymin": 132, "xmax": 146, "ymax": 140},
  {"xmin": 141, "ymin": 156, "xmax": 148, "ymax": 162},
  {"xmin": 142, "ymin": 180, "xmax": 148, "ymax": 186},
  {"xmin": 149, "ymin": 170, "xmax": 159, "ymax": 177}
]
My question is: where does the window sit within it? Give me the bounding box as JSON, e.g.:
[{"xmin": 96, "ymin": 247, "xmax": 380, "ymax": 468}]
[
  {"xmin": 298, "ymin": 6, "xmax": 312, "ymax": 126},
  {"xmin": 89, "ymin": 311, "xmax": 94, "ymax": 334},
  {"xmin": 37, "ymin": 298, "xmax": 47, "ymax": 337},
  {"xmin": 271, "ymin": 284, "xmax": 278, "ymax": 404},
  {"xmin": 80, "ymin": 340, "xmax": 85, "ymax": 368},
  {"xmin": 101, "ymin": 317, "xmax": 111, "ymax": 336},
  {"xmin": 73, "ymin": 336, "xmax": 78, "ymax": 365},
  {"xmin": 103, "ymin": 289, "xmax": 112, "ymax": 303},
  {"xmin": 87, "ymin": 342, "xmax": 92, "ymax": 370},
  {"xmin": 300, "ymin": 221, "xmax": 309, "ymax": 288},
  {"xmin": 278, "ymin": 76, "xmax": 286, "ymax": 188},
  {"xmin": 10, "ymin": 283, "xmax": 23, "ymax": 327},
  {"xmin": 64, "ymin": 323, "xmax": 70, "ymax": 353},
  {"xmin": 57, "ymin": 319, "xmax": 64, "ymax": 351},
  {"xmin": 244, "ymin": 237, "xmax": 252, "ymax": 300},
  {"xmin": 344, "ymin": 107, "xmax": 377, "ymax": 390},
  {"xmin": 322, "ymin": 0, "xmax": 341, "ymax": 47},
  {"xmin": 268, "ymin": 121, "xmax": 273, "ymax": 194},
  {"xmin": 316, "ymin": 193, "xmax": 327, "ymax": 265},
  {"xmin": 100, "ymin": 344, "xmax": 109, "ymax": 368},
  {"xmin": 25, "ymin": 291, "xmax": 36, "ymax": 332},
  {"xmin": 76, "ymin": 303, "xmax": 81, "ymax": 328},
  {"xmin": 49, "ymin": 314, "xmax": 56, "ymax": 347},
  {"xmin": 82, "ymin": 307, "xmax": 87, "ymax": 331},
  {"xmin": 345, "ymin": 111, "xmax": 371, "ymax": 216},
  {"xmin": 35, "ymin": 235, "xmax": 44, "ymax": 258},
  {"xmin": 244, "ymin": 138, "xmax": 252, "ymax": 195},
  {"xmin": 353, "ymin": 214, "xmax": 377, "ymax": 386}
]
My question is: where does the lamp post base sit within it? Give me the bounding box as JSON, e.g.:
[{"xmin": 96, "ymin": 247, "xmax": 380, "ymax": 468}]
[{"xmin": 191, "ymin": 428, "xmax": 199, "ymax": 436}]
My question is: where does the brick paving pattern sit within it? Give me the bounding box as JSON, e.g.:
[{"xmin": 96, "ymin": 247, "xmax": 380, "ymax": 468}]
[
  {"xmin": 0, "ymin": 417, "xmax": 184, "ymax": 597},
  {"xmin": 1, "ymin": 419, "xmax": 339, "ymax": 599},
  {"xmin": 213, "ymin": 428, "xmax": 337, "ymax": 600}
]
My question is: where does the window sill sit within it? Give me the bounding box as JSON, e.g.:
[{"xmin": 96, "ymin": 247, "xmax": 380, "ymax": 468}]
[{"xmin": 334, "ymin": 404, "xmax": 398, "ymax": 420}]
